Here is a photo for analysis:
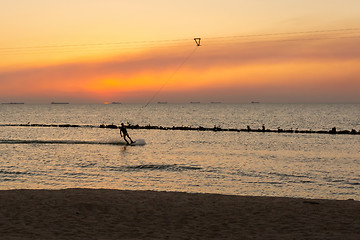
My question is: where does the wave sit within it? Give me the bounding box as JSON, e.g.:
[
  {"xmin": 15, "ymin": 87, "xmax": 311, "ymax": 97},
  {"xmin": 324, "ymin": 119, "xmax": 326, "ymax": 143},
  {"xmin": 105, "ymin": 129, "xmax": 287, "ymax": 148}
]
[
  {"xmin": 0, "ymin": 139, "xmax": 126, "ymax": 145},
  {"xmin": 108, "ymin": 164, "xmax": 202, "ymax": 172},
  {"xmin": 0, "ymin": 169, "xmax": 31, "ymax": 175}
]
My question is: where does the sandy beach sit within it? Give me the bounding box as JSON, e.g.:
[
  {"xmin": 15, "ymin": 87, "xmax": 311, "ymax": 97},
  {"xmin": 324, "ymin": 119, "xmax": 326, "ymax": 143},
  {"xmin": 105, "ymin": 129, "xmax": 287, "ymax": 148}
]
[{"xmin": 0, "ymin": 189, "xmax": 359, "ymax": 240}]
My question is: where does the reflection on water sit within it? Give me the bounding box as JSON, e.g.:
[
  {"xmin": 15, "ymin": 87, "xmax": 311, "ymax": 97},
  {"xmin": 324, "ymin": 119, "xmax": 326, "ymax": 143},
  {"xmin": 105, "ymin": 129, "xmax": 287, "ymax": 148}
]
[{"xmin": 0, "ymin": 104, "xmax": 359, "ymax": 200}]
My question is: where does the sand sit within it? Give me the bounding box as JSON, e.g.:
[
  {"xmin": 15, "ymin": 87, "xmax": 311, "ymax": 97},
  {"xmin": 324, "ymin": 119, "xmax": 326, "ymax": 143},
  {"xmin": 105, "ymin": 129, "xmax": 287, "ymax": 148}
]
[{"xmin": 0, "ymin": 189, "xmax": 359, "ymax": 240}]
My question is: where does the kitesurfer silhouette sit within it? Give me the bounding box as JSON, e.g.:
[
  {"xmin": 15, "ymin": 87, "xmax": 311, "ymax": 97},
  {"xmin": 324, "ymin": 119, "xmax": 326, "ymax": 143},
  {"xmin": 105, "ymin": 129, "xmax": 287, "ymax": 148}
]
[{"xmin": 120, "ymin": 123, "xmax": 134, "ymax": 145}]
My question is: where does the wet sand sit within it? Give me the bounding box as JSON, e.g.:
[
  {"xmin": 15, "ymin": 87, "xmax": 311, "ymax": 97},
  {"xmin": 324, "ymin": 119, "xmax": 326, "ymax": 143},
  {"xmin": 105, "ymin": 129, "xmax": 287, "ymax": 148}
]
[{"xmin": 0, "ymin": 189, "xmax": 359, "ymax": 239}]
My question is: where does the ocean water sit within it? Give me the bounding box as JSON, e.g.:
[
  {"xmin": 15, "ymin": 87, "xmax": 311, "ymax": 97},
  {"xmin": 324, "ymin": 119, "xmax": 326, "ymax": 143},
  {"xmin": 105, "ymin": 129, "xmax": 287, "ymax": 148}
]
[{"xmin": 0, "ymin": 103, "xmax": 359, "ymax": 200}]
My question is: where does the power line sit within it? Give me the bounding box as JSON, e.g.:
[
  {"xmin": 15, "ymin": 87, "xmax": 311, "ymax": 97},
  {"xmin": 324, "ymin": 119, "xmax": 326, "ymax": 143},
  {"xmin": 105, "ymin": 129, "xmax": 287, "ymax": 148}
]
[
  {"xmin": 0, "ymin": 38, "xmax": 189, "ymax": 51},
  {"xmin": 206, "ymin": 34, "xmax": 360, "ymax": 47},
  {"xmin": 206, "ymin": 28, "xmax": 360, "ymax": 40},
  {"xmin": 0, "ymin": 42, "xmax": 190, "ymax": 55},
  {"xmin": 1, "ymin": 28, "xmax": 359, "ymax": 54}
]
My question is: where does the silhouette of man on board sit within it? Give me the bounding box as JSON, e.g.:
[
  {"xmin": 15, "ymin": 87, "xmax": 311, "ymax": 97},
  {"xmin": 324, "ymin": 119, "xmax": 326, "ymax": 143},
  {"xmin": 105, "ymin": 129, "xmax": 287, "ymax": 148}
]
[{"xmin": 120, "ymin": 123, "xmax": 134, "ymax": 145}]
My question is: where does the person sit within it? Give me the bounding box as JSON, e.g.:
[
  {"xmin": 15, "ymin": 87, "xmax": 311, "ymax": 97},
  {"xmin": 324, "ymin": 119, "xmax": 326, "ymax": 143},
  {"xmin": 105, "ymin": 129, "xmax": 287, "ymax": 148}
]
[{"xmin": 120, "ymin": 123, "xmax": 134, "ymax": 145}]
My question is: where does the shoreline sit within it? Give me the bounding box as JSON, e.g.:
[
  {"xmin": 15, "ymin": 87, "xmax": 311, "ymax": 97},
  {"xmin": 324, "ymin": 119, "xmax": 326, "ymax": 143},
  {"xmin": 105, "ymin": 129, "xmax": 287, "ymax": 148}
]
[{"xmin": 1, "ymin": 189, "xmax": 359, "ymax": 239}]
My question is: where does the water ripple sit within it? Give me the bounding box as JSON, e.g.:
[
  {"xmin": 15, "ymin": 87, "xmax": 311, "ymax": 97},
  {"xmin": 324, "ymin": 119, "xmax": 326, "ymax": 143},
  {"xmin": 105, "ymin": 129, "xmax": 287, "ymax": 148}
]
[{"xmin": 107, "ymin": 164, "xmax": 202, "ymax": 172}]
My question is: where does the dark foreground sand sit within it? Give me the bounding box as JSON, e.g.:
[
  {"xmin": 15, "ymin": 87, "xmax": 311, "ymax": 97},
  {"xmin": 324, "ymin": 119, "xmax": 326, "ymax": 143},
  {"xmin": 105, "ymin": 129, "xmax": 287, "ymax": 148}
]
[{"xmin": 0, "ymin": 189, "xmax": 359, "ymax": 240}]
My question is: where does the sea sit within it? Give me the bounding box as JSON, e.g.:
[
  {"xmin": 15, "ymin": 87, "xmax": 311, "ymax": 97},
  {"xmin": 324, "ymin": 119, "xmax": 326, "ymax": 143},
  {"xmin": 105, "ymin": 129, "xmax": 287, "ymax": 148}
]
[{"xmin": 0, "ymin": 103, "xmax": 359, "ymax": 200}]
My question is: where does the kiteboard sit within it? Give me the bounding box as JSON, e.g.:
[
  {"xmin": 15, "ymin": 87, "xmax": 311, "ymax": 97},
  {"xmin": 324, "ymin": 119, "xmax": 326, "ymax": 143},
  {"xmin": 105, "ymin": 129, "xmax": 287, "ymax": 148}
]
[{"xmin": 129, "ymin": 139, "xmax": 146, "ymax": 146}]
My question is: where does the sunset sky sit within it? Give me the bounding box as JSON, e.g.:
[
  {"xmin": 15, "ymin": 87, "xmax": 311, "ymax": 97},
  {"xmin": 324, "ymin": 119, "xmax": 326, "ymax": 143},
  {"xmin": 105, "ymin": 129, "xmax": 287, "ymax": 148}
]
[{"xmin": 1, "ymin": 0, "xmax": 360, "ymax": 103}]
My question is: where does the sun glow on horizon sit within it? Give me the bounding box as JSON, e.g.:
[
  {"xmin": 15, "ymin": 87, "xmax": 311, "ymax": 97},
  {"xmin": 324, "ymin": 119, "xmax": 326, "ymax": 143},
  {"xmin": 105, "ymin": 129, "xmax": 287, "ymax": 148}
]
[{"xmin": 1, "ymin": 0, "xmax": 360, "ymax": 103}]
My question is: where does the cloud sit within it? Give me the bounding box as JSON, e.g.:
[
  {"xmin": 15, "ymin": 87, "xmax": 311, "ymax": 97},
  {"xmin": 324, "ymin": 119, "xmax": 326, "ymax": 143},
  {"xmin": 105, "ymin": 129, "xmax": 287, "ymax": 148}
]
[{"xmin": 1, "ymin": 36, "xmax": 360, "ymax": 103}]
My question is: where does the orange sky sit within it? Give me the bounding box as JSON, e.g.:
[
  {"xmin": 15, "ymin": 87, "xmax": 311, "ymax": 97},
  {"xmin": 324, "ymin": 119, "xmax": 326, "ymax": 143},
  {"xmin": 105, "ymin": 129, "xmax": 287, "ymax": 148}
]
[{"xmin": 1, "ymin": 1, "xmax": 360, "ymax": 103}]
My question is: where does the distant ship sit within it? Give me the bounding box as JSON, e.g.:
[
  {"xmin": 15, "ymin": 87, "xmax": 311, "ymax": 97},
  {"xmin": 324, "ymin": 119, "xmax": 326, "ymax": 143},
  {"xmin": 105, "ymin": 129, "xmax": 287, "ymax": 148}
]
[
  {"xmin": 111, "ymin": 102, "xmax": 122, "ymax": 104},
  {"xmin": 2, "ymin": 102, "xmax": 24, "ymax": 104},
  {"xmin": 251, "ymin": 101, "xmax": 260, "ymax": 104},
  {"xmin": 210, "ymin": 102, "xmax": 222, "ymax": 104},
  {"xmin": 157, "ymin": 102, "xmax": 168, "ymax": 104},
  {"xmin": 51, "ymin": 102, "xmax": 69, "ymax": 104},
  {"xmin": 190, "ymin": 102, "xmax": 200, "ymax": 104}
]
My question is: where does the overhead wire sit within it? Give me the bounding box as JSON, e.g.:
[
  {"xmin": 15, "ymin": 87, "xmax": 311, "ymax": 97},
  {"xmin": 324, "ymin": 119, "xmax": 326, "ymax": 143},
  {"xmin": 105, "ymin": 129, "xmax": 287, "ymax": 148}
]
[
  {"xmin": 0, "ymin": 42, "xmax": 190, "ymax": 55},
  {"xmin": 0, "ymin": 38, "xmax": 189, "ymax": 51},
  {"xmin": 1, "ymin": 28, "xmax": 360, "ymax": 55},
  {"xmin": 205, "ymin": 34, "xmax": 360, "ymax": 47},
  {"xmin": 0, "ymin": 38, "xmax": 190, "ymax": 54},
  {"xmin": 206, "ymin": 28, "xmax": 360, "ymax": 40},
  {"xmin": 203, "ymin": 28, "xmax": 360, "ymax": 47}
]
